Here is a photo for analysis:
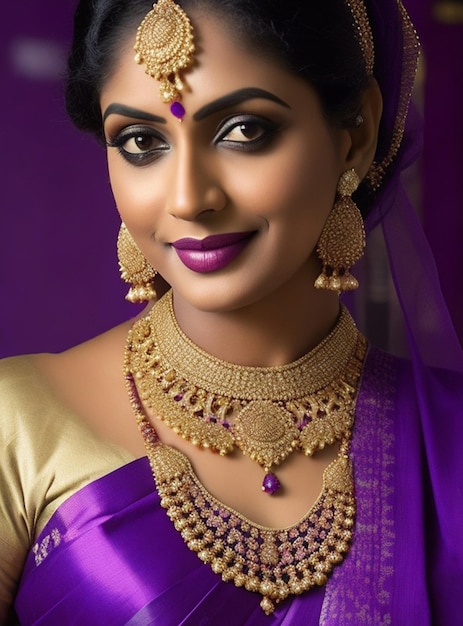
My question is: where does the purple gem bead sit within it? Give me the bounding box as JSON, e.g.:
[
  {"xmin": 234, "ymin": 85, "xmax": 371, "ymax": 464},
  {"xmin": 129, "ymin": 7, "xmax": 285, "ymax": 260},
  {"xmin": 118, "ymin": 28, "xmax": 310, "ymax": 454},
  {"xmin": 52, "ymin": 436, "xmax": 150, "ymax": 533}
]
[
  {"xmin": 262, "ymin": 472, "xmax": 281, "ymax": 495},
  {"xmin": 170, "ymin": 101, "xmax": 185, "ymax": 120}
]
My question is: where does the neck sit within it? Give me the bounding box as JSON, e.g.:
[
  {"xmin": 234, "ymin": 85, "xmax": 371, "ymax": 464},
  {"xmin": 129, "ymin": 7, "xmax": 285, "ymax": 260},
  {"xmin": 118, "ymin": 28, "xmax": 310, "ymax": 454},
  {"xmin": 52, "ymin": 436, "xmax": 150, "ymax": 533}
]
[{"xmin": 171, "ymin": 279, "xmax": 340, "ymax": 367}]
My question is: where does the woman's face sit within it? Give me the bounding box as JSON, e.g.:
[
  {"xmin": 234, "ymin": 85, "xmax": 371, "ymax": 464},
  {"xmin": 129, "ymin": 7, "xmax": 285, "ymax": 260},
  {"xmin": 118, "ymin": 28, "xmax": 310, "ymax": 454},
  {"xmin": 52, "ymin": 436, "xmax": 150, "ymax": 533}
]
[{"xmin": 101, "ymin": 12, "xmax": 353, "ymax": 312}]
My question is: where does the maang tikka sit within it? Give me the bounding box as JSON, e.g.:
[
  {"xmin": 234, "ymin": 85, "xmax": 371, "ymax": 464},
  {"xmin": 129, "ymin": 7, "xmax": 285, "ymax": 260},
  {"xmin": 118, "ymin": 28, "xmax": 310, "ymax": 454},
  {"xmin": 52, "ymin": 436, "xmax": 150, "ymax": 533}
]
[
  {"xmin": 134, "ymin": 0, "xmax": 195, "ymax": 121},
  {"xmin": 117, "ymin": 223, "xmax": 157, "ymax": 303},
  {"xmin": 314, "ymin": 169, "xmax": 366, "ymax": 293}
]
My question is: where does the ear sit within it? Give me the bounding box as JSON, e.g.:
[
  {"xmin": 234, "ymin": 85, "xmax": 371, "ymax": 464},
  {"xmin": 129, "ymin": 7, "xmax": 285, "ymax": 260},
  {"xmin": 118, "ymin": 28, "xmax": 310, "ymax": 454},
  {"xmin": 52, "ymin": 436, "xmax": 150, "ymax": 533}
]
[{"xmin": 340, "ymin": 78, "xmax": 383, "ymax": 180}]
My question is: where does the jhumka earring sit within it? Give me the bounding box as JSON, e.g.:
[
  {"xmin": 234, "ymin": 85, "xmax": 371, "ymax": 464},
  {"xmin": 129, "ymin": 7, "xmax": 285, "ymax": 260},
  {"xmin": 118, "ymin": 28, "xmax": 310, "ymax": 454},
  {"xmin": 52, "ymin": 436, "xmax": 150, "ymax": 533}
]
[
  {"xmin": 314, "ymin": 168, "xmax": 366, "ymax": 292},
  {"xmin": 117, "ymin": 223, "xmax": 157, "ymax": 303},
  {"xmin": 134, "ymin": 0, "xmax": 195, "ymax": 121}
]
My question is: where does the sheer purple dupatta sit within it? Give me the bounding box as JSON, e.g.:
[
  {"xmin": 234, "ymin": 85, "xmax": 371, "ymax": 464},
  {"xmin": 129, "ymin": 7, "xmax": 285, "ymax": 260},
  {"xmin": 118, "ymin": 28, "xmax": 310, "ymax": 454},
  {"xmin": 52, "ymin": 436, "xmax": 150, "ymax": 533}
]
[
  {"xmin": 341, "ymin": 0, "xmax": 463, "ymax": 621},
  {"xmin": 362, "ymin": 0, "xmax": 463, "ymax": 373},
  {"xmin": 370, "ymin": 109, "xmax": 463, "ymax": 373}
]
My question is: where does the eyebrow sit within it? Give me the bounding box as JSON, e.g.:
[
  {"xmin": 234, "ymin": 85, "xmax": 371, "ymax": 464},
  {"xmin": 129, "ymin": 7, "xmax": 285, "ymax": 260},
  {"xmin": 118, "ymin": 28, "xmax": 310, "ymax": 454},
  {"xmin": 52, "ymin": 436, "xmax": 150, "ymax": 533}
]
[
  {"xmin": 193, "ymin": 88, "xmax": 291, "ymax": 121},
  {"xmin": 102, "ymin": 88, "xmax": 290, "ymax": 124},
  {"xmin": 102, "ymin": 103, "xmax": 167, "ymax": 124}
]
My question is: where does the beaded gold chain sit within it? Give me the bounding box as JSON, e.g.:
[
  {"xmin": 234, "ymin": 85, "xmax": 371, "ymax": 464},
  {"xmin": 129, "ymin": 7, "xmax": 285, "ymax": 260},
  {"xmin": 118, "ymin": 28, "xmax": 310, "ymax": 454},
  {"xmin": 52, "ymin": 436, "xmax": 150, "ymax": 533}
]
[{"xmin": 128, "ymin": 408, "xmax": 357, "ymax": 615}]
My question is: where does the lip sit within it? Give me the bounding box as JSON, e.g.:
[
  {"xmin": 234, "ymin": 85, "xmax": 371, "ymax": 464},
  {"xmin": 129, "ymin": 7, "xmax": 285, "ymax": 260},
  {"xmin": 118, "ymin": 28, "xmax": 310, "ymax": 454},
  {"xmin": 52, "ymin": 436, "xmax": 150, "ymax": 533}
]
[{"xmin": 171, "ymin": 231, "xmax": 256, "ymax": 273}]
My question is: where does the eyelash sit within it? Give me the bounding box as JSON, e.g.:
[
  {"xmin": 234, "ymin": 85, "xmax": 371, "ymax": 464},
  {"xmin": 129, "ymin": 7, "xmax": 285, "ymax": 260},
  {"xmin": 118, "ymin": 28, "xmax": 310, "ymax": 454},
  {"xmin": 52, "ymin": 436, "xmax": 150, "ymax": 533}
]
[
  {"xmin": 214, "ymin": 114, "xmax": 282, "ymax": 151},
  {"xmin": 106, "ymin": 125, "xmax": 169, "ymax": 166},
  {"xmin": 106, "ymin": 115, "xmax": 282, "ymax": 166}
]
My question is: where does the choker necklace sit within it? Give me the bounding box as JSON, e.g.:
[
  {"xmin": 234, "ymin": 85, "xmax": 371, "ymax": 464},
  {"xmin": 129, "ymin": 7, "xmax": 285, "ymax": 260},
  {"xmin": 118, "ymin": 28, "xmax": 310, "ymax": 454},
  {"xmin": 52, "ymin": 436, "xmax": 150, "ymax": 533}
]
[
  {"xmin": 124, "ymin": 290, "xmax": 366, "ymax": 494},
  {"xmin": 124, "ymin": 292, "xmax": 367, "ymax": 614}
]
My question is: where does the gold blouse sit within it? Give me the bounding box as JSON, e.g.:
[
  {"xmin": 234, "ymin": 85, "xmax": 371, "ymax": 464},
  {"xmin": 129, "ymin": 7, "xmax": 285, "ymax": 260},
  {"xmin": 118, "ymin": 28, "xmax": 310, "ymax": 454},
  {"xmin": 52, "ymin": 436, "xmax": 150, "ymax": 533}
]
[{"xmin": 0, "ymin": 356, "xmax": 134, "ymax": 623}]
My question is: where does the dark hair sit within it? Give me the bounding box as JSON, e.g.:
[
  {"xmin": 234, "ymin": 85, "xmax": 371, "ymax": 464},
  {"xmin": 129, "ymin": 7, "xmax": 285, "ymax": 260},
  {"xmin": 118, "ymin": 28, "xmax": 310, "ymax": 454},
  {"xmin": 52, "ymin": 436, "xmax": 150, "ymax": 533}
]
[
  {"xmin": 65, "ymin": 0, "xmax": 377, "ymax": 212},
  {"xmin": 66, "ymin": 0, "xmax": 370, "ymax": 132}
]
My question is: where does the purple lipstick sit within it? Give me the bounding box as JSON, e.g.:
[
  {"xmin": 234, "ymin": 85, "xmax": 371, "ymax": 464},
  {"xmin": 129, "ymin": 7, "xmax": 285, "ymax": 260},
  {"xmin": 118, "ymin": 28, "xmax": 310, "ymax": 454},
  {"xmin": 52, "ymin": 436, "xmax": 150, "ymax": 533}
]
[{"xmin": 171, "ymin": 232, "xmax": 256, "ymax": 273}]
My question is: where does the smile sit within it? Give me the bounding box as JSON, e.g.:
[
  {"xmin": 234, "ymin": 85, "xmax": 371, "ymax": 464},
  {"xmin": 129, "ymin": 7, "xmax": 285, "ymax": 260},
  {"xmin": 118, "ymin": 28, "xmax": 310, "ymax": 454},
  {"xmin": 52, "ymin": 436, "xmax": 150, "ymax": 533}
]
[{"xmin": 171, "ymin": 232, "xmax": 256, "ymax": 273}]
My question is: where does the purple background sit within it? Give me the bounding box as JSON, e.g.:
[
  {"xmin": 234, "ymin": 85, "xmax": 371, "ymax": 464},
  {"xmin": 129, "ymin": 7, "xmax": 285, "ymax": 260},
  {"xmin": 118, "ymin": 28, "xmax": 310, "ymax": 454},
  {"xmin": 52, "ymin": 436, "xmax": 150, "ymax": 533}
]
[{"xmin": 1, "ymin": 0, "xmax": 462, "ymax": 357}]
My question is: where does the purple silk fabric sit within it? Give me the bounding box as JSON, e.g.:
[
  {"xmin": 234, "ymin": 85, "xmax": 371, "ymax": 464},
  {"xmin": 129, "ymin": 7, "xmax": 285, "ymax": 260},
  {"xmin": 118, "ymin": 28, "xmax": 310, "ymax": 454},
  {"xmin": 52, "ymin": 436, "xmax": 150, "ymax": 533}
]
[
  {"xmin": 14, "ymin": 348, "xmax": 463, "ymax": 625},
  {"xmin": 14, "ymin": 460, "xmax": 325, "ymax": 626}
]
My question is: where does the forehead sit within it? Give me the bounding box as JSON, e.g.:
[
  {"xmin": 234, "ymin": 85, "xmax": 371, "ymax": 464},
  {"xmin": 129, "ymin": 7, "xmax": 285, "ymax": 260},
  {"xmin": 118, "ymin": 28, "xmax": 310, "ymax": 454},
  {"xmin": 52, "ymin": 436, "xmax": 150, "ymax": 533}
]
[{"xmin": 100, "ymin": 12, "xmax": 319, "ymax": 118}]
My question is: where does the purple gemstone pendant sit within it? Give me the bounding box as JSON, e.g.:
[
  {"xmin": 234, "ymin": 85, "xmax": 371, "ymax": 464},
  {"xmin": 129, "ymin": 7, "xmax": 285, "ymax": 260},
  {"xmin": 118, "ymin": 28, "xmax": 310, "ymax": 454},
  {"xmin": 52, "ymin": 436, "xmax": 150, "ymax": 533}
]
[
  {"xmin": 262, "ymin": 472, "xmax": 281, "ymax": 495},
  {"xmin": 170, "ymin": 101, "xmax": 186, "ymax": 121}
]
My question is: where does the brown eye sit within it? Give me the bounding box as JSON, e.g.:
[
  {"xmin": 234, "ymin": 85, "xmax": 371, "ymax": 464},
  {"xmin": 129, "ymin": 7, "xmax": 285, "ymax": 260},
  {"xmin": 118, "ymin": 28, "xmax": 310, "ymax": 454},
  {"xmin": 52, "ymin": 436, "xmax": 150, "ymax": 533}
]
[
  {"xmin": 124, "ymin": 134, "xmax": 161, "ymax": 154},
  {"xmin": 134, "ymin": 135, "xmax": 154, "ymax": 150},
  {"xmin": 106, "ymin": 125, "xmax": 170, "ymax": 165},
  {"xmin": 215, "ymin": 115, "xmax": 281, "ymax": 152},
  {"xmin": 222, "ymin": 122, "xmax": 265, "ymax": 142}
]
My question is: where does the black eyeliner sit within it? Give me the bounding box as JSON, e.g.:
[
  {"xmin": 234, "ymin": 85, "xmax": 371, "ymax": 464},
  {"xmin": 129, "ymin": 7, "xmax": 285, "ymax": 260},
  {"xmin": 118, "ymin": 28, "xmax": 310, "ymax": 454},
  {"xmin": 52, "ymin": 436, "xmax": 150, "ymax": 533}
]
[
  {"xmin": 106, "ymin": 125, "xmax": 169, "ymax": 165},
  {"xmin": 214, "ymin": 114, "xmax": 282, "ymax": 152}
]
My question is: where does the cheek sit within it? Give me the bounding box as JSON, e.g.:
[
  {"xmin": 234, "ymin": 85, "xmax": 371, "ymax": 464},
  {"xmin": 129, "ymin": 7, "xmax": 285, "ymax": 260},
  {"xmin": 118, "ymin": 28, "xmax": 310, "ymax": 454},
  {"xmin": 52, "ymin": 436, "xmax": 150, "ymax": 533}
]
[
  {"xmin": 108, "ymin": 155, "xmax": 164, "ymax": 230},
  {"xmin": 228, "ymin": 138, "xmax": 337, "ymax": 227}
]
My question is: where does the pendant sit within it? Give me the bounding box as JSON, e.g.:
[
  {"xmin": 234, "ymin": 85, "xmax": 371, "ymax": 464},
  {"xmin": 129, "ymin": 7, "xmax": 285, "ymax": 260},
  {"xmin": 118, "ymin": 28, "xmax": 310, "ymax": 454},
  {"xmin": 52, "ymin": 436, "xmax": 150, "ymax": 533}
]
[{"xmin": 262, "ymin": 472, "xmax": 281, "ymax": 495}]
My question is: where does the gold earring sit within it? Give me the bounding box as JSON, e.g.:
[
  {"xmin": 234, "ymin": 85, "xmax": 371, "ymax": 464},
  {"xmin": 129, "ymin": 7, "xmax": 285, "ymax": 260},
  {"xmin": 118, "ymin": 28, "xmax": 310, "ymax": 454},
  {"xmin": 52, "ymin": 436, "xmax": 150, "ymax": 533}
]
[
  {"xmin": 314, "ymin": 169, "xmax": 365, "ymax": 293},
  {"xmin": 117, "ymin": 223, "xmax": 157, "ymax": 303}
]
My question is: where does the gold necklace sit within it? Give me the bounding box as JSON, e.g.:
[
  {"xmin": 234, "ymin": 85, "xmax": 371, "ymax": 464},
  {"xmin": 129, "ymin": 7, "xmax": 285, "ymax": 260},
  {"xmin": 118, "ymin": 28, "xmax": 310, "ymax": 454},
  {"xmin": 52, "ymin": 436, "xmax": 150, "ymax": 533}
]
[
  {"xmin": 125, "ymin": 290, "xmax": 366, "ymax": 494},
  {"xmin": 123, "ymin": 292, "xmax": 367, "ymax": 614}
]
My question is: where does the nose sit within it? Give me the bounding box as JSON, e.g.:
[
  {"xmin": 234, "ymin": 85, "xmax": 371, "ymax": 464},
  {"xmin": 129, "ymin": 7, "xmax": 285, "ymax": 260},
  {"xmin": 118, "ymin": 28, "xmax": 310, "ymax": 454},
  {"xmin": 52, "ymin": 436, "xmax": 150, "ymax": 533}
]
[{"xmin": 165, "ymin": 145, "xmax": 227, "ymax": 221}]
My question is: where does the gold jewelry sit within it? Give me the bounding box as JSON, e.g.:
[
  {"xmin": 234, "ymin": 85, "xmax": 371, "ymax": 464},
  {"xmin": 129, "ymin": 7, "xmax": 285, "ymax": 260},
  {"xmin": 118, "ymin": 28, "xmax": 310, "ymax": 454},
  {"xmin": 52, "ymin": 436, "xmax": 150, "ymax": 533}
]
[
  {"xmin": 117, "ymin": 223, "xmax": 157, "ymax": 303},
  {"xmin": 124, "ymin": 290, "xmax": 367, "ymax": 494},
  {"xmin": 345, "ymin": 1, "xmax": 420, "ymax": 191},
  {"xmin": 123, "ymin": 292, "xmax": 366, "ymax": 614},
  {"xmin": 135, "ymin": 417, "xmax": 356, "ymax": 615},
  {"xmin": 345, "ymin": 0, "xmax": 375, "ymax": 75},
  {"xmin": 134, "ymin": 0, "xmax": 195, "ymax": 121},
  {"xmin": 364, "ymin": 1, "xmax": 420, "ymax": 190},
  {"xmin": 314, "ymin": 169, "xmax": 366, "ymax": 293}
]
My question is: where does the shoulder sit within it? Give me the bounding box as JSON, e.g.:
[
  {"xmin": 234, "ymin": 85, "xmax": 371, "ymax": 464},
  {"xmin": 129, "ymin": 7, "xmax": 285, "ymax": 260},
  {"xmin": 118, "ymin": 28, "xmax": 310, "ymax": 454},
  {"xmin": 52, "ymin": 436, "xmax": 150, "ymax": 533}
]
[
  {"xmin": 0, "ymin": 329, "xmax": 137, "ymax": 537},
  {"xmin": 0, "ymin": 355, "xmax": 58, "ymax": 614},
  {"xmin": 0, "ymin": 354, "xmax": 45, "ymax": 401},
  {"xmin": 0, "ymin": 355, "xmax": 58, "ymax": 445},
  {"xmin": 0, "ymin": 318, "xmax": 149, "ymax": 616},
  {"xmin": 0, "ymin": 332, "xmax": 138, "ymax": 613},
  {"xmin": 0, "ymin": 348, "xmax": 134, "ymax": 519},
  {"xmin": 0, "ymin": 317, "xmax": 136, "ymax": 465}
]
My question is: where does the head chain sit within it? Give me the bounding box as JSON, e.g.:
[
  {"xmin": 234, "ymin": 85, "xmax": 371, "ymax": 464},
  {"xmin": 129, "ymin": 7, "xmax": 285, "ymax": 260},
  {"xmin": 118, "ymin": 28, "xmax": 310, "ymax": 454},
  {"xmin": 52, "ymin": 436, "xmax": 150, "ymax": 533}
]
[{"xmin": 345, "ymin": 0, "xmax": 420, "ymax": 191}]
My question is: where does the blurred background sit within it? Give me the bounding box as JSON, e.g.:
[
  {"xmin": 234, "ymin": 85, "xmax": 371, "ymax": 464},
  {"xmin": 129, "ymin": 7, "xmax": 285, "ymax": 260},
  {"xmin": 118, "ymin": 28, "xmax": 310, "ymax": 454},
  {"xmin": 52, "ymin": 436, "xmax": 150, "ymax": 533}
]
[{"xmin": 1, "ymin": 0, "xmax": 462, "ymax": 357}]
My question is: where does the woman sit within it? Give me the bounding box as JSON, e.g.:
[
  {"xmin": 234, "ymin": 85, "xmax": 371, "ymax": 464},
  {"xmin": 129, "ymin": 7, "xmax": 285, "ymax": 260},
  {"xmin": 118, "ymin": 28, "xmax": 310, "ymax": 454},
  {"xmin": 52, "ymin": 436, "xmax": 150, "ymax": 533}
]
[{"xmin": 1, "ymin": 0, "xmax": 462, "ymax": 624}]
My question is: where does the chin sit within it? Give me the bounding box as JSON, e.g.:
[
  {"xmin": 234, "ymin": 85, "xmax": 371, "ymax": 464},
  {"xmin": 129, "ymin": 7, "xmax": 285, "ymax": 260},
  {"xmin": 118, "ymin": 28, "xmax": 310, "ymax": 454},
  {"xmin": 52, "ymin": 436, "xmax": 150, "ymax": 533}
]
[{"xmin": 170, "ymin": 278, "xmax": 269, "ymax": 314}]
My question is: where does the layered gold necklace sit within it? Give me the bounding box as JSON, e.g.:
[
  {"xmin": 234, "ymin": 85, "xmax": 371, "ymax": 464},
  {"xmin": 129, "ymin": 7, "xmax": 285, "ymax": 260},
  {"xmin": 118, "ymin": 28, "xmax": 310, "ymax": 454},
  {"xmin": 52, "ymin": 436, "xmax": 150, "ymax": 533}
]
[{"xmin": 124, "ymin": 291, "xmax": 367, "ymax": 614}]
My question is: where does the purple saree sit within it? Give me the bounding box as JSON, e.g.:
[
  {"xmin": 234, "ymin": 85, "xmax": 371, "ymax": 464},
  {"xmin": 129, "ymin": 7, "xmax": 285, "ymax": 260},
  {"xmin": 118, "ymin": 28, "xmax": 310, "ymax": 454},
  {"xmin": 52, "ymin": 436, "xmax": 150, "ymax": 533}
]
[{"xmin": 14, "ymin": 348, "xmax": 463, "ymax": 625}]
